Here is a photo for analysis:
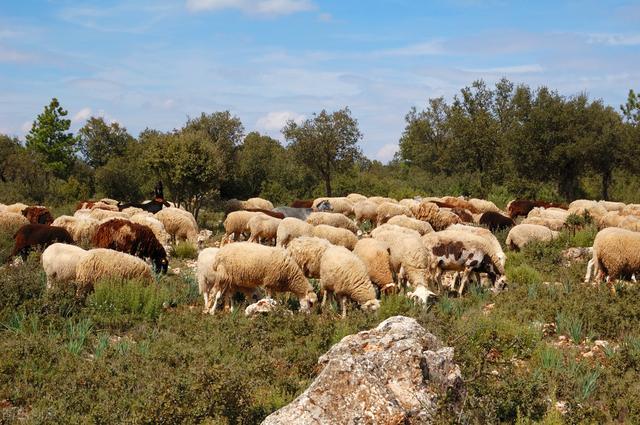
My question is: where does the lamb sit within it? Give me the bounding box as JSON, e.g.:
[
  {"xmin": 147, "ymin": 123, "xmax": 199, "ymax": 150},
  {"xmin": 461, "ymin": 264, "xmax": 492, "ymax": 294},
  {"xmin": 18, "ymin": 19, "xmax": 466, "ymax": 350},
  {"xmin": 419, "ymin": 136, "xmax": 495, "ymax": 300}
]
[
  {"xmin": 376, "ymin": 202, "xmax": 412, "ymax": 226},
  {"xmin": 506, "ymin": 224, "xmax": 560, "ymax": 251},
  {"xmin": 246, "ymin": 214, "xmax": 281, "ymax": 245},
  {"xmin": 204, "ymin": 242, "xmax": 317, "ymax": 314},
  {"xmin": 41, "ymin": 243, "xmax": 89, "ymax": 289},
  {"xmin": 286, "ymin": 236, "xmax": 333, "ymax": 278},
  {"xmin": 319, "ymin": 245, "xmax": 380, "ymax": 317},
  {"xmin": 386, "ymin": 215, "xmax": 433, "ymax": 235},
  {"xmin": 372, "ymin": 229, "xmax": 431, "ymax": 289},
  {"xmin": 584, "ymin": 227, "xmax": 640, "ymax": 289},
  {"xmin": 75, "ymin": 248, "xmax": 153, "ymax": 296},
  {"xmin": 51, "ymin": 215, "xmax": 100, "ymax": 245},
  {"xmin": 353, "ymin": 238, "xmax": 396, "ymax": 294},
  {"xmin": 522, "ymin": 216, "xmax": 565, "ymax": 231},
  {"xmin": 312, "ymin": 197, "xmax": 355, "ymax": 216},
  {"xmin": 155, "ymin": 207, "xmax": 199, "ymax": 243},
  {"xmin": 0, "ymin": 211, "xmax": 30, "ymax": 235},
  {"xmin": 221, "ymin": 210, "xmax": 260, "ymax": 243},
  {"xmin": 353, "ymin": 200, "xmax": 379, "ymax": 226},
  {"xmin": 306, "ymin": 212, "xmax": 358, "ymax": 233},
  {"xmin": 468, "ymin": 199, "xmax": 500, "ymax": 214},
  {"xmin": 276, "ymin": 217, "xmax": 314, "ymax": 247},
  {"xmin": 243, "ymin": 197, "xmax": 274, "ymax": 210},
  {"xmin": 411, "ymin": 201, "xmax": 461, "ymax": 231},
  {"xmin": 312, "ymin": 224, "xmax": 358, "ymax": 250}
]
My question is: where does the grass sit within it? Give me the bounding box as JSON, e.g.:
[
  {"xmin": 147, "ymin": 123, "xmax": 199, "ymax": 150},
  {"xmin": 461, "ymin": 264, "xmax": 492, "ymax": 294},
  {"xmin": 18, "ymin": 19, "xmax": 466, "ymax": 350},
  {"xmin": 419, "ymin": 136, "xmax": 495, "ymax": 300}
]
[
  {"xmin": 171, "ymin": 241, "xmax": 199, "ymax": 259},
  {"xmin": 1, "ymin": 223, "xmax": 640, "ymax": 423}
]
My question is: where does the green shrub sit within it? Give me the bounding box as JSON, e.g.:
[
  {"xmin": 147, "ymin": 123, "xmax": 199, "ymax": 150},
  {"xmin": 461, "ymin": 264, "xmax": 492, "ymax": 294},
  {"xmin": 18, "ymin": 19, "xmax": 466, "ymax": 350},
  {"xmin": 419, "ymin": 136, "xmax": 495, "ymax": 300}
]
[
  {"xmin": 171, "ymin": 241, "xmax": 198, "ymax": 259},
  {"xmin": 507, "ymin": 264, "xmax": 543, "ymax": 286},
  {"xmin": 87, "ymin": 278, "xmax": 171, "ymax": 320}
]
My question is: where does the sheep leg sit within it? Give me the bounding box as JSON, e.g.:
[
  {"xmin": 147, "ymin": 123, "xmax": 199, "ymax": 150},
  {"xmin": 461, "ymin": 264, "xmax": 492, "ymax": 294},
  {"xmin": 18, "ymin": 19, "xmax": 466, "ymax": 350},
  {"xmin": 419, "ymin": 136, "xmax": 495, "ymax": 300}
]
[
  {"xmin": 209, "ymin": 289, "xmax": 223, "ymax": 315},
  {"xmin": 459, "ymin": 269, "xmax": 472, "ymax": 297},
  {"xmin": 321, "ymin": 289, "xmax": 328, "ymax": 308},
  {"xmin": 584, "ymin": 258, "xmax": 594, "ymax": 283},
  {"xmin": 340, "ymin": 295, "xmax": 348, "ymax": 319}
]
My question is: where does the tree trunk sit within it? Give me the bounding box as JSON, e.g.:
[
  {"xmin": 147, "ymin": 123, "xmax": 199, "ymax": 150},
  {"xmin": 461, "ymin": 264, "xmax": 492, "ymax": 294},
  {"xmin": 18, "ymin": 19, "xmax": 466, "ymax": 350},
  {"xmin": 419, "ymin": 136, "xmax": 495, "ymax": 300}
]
[
  {"xmin": 601, "ymin": 170, "xmax": 612, "ymax": 201},
  {"xmin": 324, "ymin": 174, "xmax": 332, "ymax": 197}
]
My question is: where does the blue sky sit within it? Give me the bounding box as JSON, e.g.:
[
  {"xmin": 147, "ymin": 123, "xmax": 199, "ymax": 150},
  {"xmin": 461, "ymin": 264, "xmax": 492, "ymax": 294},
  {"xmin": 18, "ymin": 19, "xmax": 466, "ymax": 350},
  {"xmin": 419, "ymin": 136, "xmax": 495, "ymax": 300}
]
[{"xmin": 1, "ymin": 0, "xmax": 639, "ymax": 162}]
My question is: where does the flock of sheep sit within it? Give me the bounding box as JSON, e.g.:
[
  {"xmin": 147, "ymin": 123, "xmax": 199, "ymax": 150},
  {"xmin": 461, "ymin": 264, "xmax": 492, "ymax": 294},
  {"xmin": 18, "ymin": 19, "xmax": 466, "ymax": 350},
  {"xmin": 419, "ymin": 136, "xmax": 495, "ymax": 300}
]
[{"xmin": 2, "ymin": 193, "xmax": 640, "ymax": 317}]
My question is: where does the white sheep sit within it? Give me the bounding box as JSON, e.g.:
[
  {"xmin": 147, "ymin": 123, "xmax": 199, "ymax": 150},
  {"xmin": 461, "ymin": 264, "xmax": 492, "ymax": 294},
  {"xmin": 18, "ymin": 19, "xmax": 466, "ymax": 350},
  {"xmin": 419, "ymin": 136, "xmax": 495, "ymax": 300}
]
[
  {"xmin": 621, "ymin": 204, "xmax": 640, "ymax": 217},
  {"xmin": 204, "ymin": 242, "xmax": 317, "ymax": 314},
  {"xmin": 371, "ymin": 229, "xmax": 431, "ymax": 289},
  {"xmin": 468, "ymin": 198, "xmax": 500, "ymax": 214},
  {"xmin": 367, "ymin": 196, "xmax": 397, "ymax": 205},
  {"xmin": 371, "ymin": 223, "xmax": 421, "ymax": 238},
  {"xmin": 4, "ymin": 202, "xmax": 28, "ymax": 214},
  {"xmin": 42, "ymin": 243, "xmax": 89, "ymax": 289},
  {"xmin": 407, "ymin": 285, "xmax": 438, "ymax": 305},
  {"xmin": 376, "ymin": 202, "xmax": 412, "ymax": 226},
  {"xmin": 276, "ymin": 217, "xmax": 314, "ymax": 247},
  {"xmin": 353, "ymin": 238, "xmax": 396, "ymax": 294},
  {"xmin": 129, "ymin": 213, "xmax": 171, "ymax": 246},
  {"xmin": 353, "ymin": 200, "xmax": 379, "ymax": 226},
  {"xmin": 411, "ymin": 201, "xmax": 461, "ymax": 231},
  {"xmin": 346, "ymin": 193, "xmax": 368, "ymax": 203},
  {"xmin": 584, "ymin": 227, "xmax": 640, "ymax": 289},
  {"xmin": 399, "ymin": 198, "xmax": 421, "ymax": 210},
  {"xmin": 598, "ymin": 200, "xmax": 626, "ymax": 212},
  {"xmin": 246, "ymin": 214, "xmax": 281, "ymax": 245},
  {"xmin": 306, "ymin": 212, "xmax": 358, "ymax": 233},
  {"xmin": 386, "ymin": 215, "xmax": 433, "ymax": 235},
  {"xmin": 521, "ymin": 216, "xmax": 565, "ymax": 231},
  {"xmin": 312, "ymin": 224, "xmax": 358, "ymax": 250},
  {"xmin": 286, "ymin": 236, "xmax": 333, "ymax": 278},
  {"xmin": 506, "ymin": 224, "xmax": 560, "ymax": 251},
  {"xmin": 527, "ymin": 207, "xmax": 569, "ymax": 221},
  {"xmin": 75, "ymin": 248, "xmax": 153, "ymax": 296},
  {"xmin": 221, "ymin": 210, "xmax": 260, "ymax": 244},
  {"xmin": 243, "ymin": 197, "xmax": 274, "ymax": 210},
  {"xmin": 446, "ymin": 224, "xmax": 506, "ymax": 271},
  {"xmin": 319, "ymin": 245, "xmax": 380, "ymax": 317},
  {"xmin": 0, "ymin": 211, "xmax": 29, "ymax": 235},
  {"xmin": 619, "ymin": 215, "xmax": 640, "ymax": 231},
  {"xmin": 312, "ymin": 197, "xmax": 354, "ymax": 216},
  {"xmin": 51, "ymin": 215, "xmax": 100, "ymax": 245},
  {"xmin": 155, "ymin": 207, "xmax": 199, "ymax": 243}
]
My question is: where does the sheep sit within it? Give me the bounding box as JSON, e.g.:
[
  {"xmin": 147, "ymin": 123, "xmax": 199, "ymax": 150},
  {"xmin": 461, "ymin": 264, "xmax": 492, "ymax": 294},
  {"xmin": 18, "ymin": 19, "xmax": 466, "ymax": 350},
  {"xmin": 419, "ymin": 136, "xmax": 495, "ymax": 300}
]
[
  {"xmin": 468, "ymin": 199, "xmax": 500, "ymax": 214},
  {"xmin": 10, "ymin": 224, "xmax": 74, "ymax": 261},
  {"xmin": 371, "ymin": 229, "xmax": 431, "ymax": 289},
  {"xmin": 22, "ymin": 206, "xmax": 53, "ymax": 225},
  {"xmin": 90, "ymin": 201, "xmax": 119, "ymax": 211},
  {"xmin": 276, "ymin": 217, "xmax": 314, "ymax": 247},
  {"xmin": 129, "ymin": 213, "xmax": 171, "ymax": 246},
  {"xmin": 422, "ymin": 229, "xmax": 507, "ymax": 295},
  {"xmin": 346, "ymin": 193, "xmax": 368, "ymax": 203},
  {"xmin": 448, "ymin": 208, "xmax": 475, "ymax": 223},
  {"xmin": 568, "ymin": 200, "xmax": 607, "ymax": 220},
  {"xmin": 479, "ymin": 211, "xmax": 515, "ymax": 232},
  {"xmin": 399, "ymin": 198, "xmax": 421, "ymax": 210},
  {"xmin": 371, "ymin": 223, "xmax": 421, "ymax": 238},
  {"xmin": 598, "ymin": 201, "xmax": 625, "ymax": 212},
  {"xmin": 155, "ymin": 207, "xmax": 199, "ymax": 243},
  {"xmin": 353, "ymin": 238, "xmax": 396, "ymax": 294},
  {"xmin": 619, "ymin": 215, "xmax": 640, "ymax": 232},
  {"xmin": 527, "ymin": 207, "xmax": 569, "ymax": 221},
  {"xmin": 506, "ymin": 224, "xmax": 560, "ymax": 251},
  {"xmin": 84, "ymin": 208, "xmax": 128, "ymax": 222},
  {"xmin": 446, "ymin": 224, "xmax": 506, "ymax": 271},
  {"xmin": 312, "ymin": 197, "xmax": 355, "ymax": 216},
  {"xmin": 376, "ymin": 202, "xmax": 412, "ymax": 226},
  {"xmin": 386, "ymin": 215, "xmax": 433, "ymax": 235},
  {"xmin": 306, "ymin": 212, "xmax": 358, "ymax": 233},
  {"xmin": 204, "ymin": 242, "xmax": 317, "ymax": 314},
  {"xmin": 286, "ymin": 236, "xmax": 333, "ymax": 278},
  {"xmin": 221, "ymin": 210, "xmax": 260, "ymax": 244},
  {"xmin": 367, "ymin": 196, "xmax": 397, "ymax": 205},
  {"xmin": 121, "ymin": 206, "xmax": 146, "ymax": 217},
  {"xmin": 312, "ymin": 224, "xmax": 358, "ymax": 250},
  {"xmin": 411, "ymin": 201, "xmax": 461, "ymax": 231},
  {"xmin": 51, "ymin": 215, "xmax": 100, "ymax": 245},
  {"xmin": 75, "ymin": 248, "xmax": 153, "ymax": 296},
  {"xmin": 243, "ymin": 197, "xmax": 274, "ymax": 210},
  {"xmin": 522, "ymin": 216, "xmax": 565, "ymax": 231},
  {"xmin": 621, "ymin": 204, "xmax": 640, "ymax": 217},
  {"xmin": 41, "ymin": 243, "xmax": 89, "ymax": 289},
  {"xmin": 319, "ymin": 245, "xmax": 380, "ymax": 317},
  {"xmin": 0, "ymin": 211, "xmax": 30, "ymax": 235},
  {"xmin": 4, "ymin": 202, "xmax": 29, "ymax": 214},
  {"xmin": 407, "ymin": 285, "xmax": 438, "ymax": 305},
  {"xmin": 353, "ymin": 200, "xmax": 379, "ymax": 226},
  {"xmin": 246, "ymin": 214, "xmax": 281, "ymax": 245},
  {"xmin": 99, "ymin": 198, "xmax": 120, "ymax": 206},
  {"xmin": 440, "ymin": 196, "xmax": 479, "ymax": 213},
  {"xmin": 585, "ymin": 227, "xmax": 640, "ymax": 290}
]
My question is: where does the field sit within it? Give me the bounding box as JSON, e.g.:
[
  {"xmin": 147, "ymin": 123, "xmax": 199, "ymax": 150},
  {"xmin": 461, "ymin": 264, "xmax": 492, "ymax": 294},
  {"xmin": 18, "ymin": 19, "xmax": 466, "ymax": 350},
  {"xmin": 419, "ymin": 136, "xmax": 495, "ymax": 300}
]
[{"xmin": 1, "ymin": 221, "xmax": 640, "ymax": 424}]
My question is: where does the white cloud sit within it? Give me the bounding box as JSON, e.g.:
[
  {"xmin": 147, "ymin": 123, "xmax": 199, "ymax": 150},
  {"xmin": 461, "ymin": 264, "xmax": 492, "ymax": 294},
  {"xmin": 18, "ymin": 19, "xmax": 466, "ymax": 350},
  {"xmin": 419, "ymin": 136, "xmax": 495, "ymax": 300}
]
[
  {"xmin": 256, "ymin": 111, "xmax": 305, "ymax": 132},
  {"xmin": 462, "ymin": 64, "xmax": 545, "ymax": 74},
  {"xmin": 375, "ymin": 40, "xmax": 445, "ymax": 57},
  {"xmin": 587, "ymin": 33, "xmax": 640, "ymax": 46},
  {"xmin": 186, "ymin": 0, "xmax": 315, "ymax": 16},
  {"xmin": 375, "ymin": 143, "xmax": 398, "ymax": 163},
  {"xmin": 72, "ymin": 107, "xmax": 92, "ymax": 123}
]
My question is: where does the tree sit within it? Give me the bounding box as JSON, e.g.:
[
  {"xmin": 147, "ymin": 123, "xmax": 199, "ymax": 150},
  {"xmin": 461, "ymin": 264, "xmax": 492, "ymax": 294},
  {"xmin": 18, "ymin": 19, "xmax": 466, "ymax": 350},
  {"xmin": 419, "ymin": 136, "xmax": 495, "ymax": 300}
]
[
  {"xmin": 235, "ymin": 132, "xmax": 287, "ymax": 197},
  {"xmin": 25, "ymin": 98, "xmax": 77, "ymax": 178},
  {"xmin": 0, "ymin": 134, "xmax": 20, "ymax": 183},
  {"xmin": 283, "ymin": 107, "xmax": 363, "ymax": 196},
  {"xmin": 78, "ymin": 117, "xmax": 134, "ymax": 168},
  {"xmin": 621, "ymin": 89, "xmax": 640, "ymax": 125},
  {"xmin": 145, "ymin": 129, "xmax": 225, "ymax": 219}
]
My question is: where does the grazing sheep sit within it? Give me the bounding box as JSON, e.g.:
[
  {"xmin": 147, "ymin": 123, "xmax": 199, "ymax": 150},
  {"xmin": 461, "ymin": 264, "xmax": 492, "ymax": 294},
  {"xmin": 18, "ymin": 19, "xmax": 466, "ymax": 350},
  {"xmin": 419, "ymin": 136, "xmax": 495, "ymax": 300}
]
[
  {"xmin": 371, "ymin": 223, "xmax": 421, "ymax": 238},
  {"xmin": 92, "ymin": 219, "xmax": 169, "ymax": 273},
  {"xmin": 367, "ymin": 196, "xmax": 397, "ymax": 205},
  {"xmin": 399, "ymin": 198, "xmax": 421, "ymax": 210},
  {"xmin": 22, "ymin": 206, "xmax": 53, "ymax": 225},
  {"xmin": 568, "ymin": 200, "xmax": 607, "ymax": 220},
  {"xmin": 585, "ymin": 227, "xmax": 640, "ymax": 289},
  {"xmin": 75, "ymin": 248, "xmax": 153, "ymax": 296},
  {"xmin": 468, "ymin": 199, "xmax": 500, "ymax": 214},
  {"xmin": 353, "ymin": 238, "xmax": 396, "ymax": 294},
  {"xmin": 411, "ymin": 201, "xmax": 461, "ymax": 231},
  {"xmin": 0, "ymin": 212, "xmax": 30, "ymax": 235},
  {"xmin": 4, "ymin": 202, "xmax": 29, "ymax": 214},
  {"xmin": 287, "ymin": 236, "xmax": 333, "ymax": 278},
  {"xmin": 372, "ymin": 229, "xmax": 431, "ymax": 289},
  {"xmin": 527, "ymin": 207, "xmax": 570, "ymax": 221},
  {"xmin": 621, "ymin": 204, "xmax": 640, "ymax": 217},
  {"xmin": 312, "ymin": 224, "xmax": 358, "ymax": 250},
  {"xmin": 51, "ymin": 215, "xmax": 100, "ymax": 245},
  {"xmin": 620, "ymin": 215, "xmax": 640, "ymax": 232},
  {"xmin": 276, "ymin": 217, "xmax": 314, "ymax": 247},
  {"xmin": 507, "ymin": 199, "xmax": 568, "ymax": 218},
  {"xmin": 246, "ymin": 214, "xmax": 281, "ymax": 245},
  {"xmin": 522, "ymin": 216, "xmax": 565, "ymax": 231},
  {"xmin": 440, "ymin": 196, "xmax": 479, "ymax": 213},
  {"xmin": 243, "ymin": 197, "xmax": 274, "ymax": 210},
  {"xmin": 319, "ymin": 245, "xmax": 380, "ymax": 317},
  {"xmin": 353, "ymin": 200, "xmax": 379, "ymax": 226},
  {"xmin": 82, "ymin": 208, "xmax": 129, "ymax": 222},
  {"xmin": 306, "ymin": 212, "xmax": 358, "ymax": 233},
  {"xmin": 10, "ymin": 224, "xmax": 74, "ymax": 261},
  {"xmin": 407, "ymin": 285, "xmax": 438, "ymax": 305},
  {"xmin": 41, "ymin": 243, "xmax": 89, "ymax": 289},
  {"xmin": 479, "ymin": 211, "xmax": 515, "ymax": 232},
  {"xmin": 129, "ymin": 213, "xmax": 171, "ymax": 246},
  {"xmin": 155, "ymin": 207, "xmax": 199, "ymax": 243},
  {"xmin": 204, "ymin": 242, "xmax": 317, "ymax": 314},
  {"xmin": 222, "ymin": 210, "xmax": 261, "ymax": 243},
  {"xmin": 312, "ymin": 197, "xmax": 355, "ymax": 216},
  {"xmin": 448, "ymin": 208, "xmax": 475, "ymax": 223},
  {"xmin": 346, "ymin": 193, "xmax": 368, "ymax": 203},
  {"xmin": 598, "ymin": 201, "xmax": 625, "ymax": 212},
  {"xmin": 386, "ymin": 215, "xmax": 433, "ymax": 235},
  {"xmin": 376, "ymin": 202, "xmax": 412, "ymax": 226},
  {"xmin": 121, "ymin": 206, "xmax": 146, "ymax": 217},
  {"xmin": 446, "ymin": 224, "xmax": 506, "ymax": 271},
  {"xmin": 506, "ymin": 224, "xmax": 559, "ymax": 251},
  {"xmin": 91, "ymin": 201, "xmax": 119, "ymax": 211}
]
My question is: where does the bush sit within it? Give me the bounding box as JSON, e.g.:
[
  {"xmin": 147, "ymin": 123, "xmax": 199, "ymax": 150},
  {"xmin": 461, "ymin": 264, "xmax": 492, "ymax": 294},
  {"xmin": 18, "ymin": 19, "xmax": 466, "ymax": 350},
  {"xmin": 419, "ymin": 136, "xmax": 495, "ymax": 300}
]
[
  {"xmin": 87, "ymin": 278, "xmax": 173, "ymax": 321},
  {"xmin": 171, "ymin": 241, "xmax": 198, "ymax": 259}
]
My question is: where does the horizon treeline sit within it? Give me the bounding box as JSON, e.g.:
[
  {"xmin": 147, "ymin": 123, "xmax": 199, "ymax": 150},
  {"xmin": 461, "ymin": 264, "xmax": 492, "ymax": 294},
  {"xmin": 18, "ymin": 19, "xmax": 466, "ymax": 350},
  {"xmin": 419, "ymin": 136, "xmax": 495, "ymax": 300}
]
[{"xmin": 1, "ymin": 78, "xmax": 639, "ymax": 217}]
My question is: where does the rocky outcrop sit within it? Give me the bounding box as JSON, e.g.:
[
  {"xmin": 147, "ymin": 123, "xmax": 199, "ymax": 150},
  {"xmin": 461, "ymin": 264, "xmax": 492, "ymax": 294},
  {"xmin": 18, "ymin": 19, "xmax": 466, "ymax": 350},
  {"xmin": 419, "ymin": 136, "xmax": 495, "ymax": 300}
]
[{"xmin": 262, "ymin": 316, "xmax": 464, "ymax": 425}]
